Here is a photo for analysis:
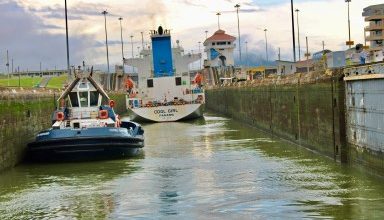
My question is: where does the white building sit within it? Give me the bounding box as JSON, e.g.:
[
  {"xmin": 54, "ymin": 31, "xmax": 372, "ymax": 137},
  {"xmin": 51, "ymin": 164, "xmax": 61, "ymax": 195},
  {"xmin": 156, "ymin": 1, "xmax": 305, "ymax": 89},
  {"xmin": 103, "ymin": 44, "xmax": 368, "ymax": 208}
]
[
  {"xmin": 203, "ymin": 30, "xmax": 236, "ymax": 67},
  {"xmin": 363, "ymin": 4, "xmax": 384, "ymax": 63},
  {"xmin": 276, "ymin": 60, "xmax": 296, "ymax": 75}
]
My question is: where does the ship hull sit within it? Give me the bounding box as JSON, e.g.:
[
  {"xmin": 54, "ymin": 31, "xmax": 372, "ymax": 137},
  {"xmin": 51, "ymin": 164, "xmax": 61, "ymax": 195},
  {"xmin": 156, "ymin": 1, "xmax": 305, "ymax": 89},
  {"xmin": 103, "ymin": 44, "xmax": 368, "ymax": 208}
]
[
  {"xmin": 128, "ymin": 104, "xmax": 204, "ymax": 122},
  {"xmin": 27, "ymin": 127, "xmax": 144, "ymax": 162}
]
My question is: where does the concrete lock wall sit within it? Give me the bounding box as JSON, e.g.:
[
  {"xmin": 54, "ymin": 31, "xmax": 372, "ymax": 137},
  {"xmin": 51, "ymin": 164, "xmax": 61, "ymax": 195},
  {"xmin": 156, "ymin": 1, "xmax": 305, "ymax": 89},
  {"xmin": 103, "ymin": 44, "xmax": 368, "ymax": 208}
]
[
  {"xmin": 0, "ymin": 93, "xmax": 56, "ymax": 171},
  {"xmin": 346, "ymin": 78, "xmax": 384, "ymax": 174},
  {"xmin": 0, "ymin": 92, "xmax": 127, "ymax": 172},
  {"xmin": 206, "ymin": 72, "xmax": 348, "ymax": 163}
]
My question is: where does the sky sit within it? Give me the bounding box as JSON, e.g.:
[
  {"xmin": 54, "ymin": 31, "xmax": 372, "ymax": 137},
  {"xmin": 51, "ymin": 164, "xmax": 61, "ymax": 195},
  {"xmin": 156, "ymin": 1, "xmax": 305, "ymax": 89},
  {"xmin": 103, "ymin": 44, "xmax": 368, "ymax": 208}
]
[{"xmin": 0, "ymin": 0, "xmax": 383, "ymax": 73}]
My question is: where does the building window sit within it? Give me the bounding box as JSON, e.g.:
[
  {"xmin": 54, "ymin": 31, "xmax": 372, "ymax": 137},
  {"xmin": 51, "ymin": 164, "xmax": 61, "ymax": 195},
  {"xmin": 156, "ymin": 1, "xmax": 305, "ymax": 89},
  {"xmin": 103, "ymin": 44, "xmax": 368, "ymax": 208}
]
[
  {"xmin": 228, "ymin": 42, "xmax": 231, "ymax": 45},
  {"xmin": 175, "ymin": 77, "xmax": 181, "ymax": 86},
  {"xmin": 147, "ymin": 79, "xmax": 153, "ymax": 88},
  {"xmin": 212, "ymin": 43, "xmax": 216, "ymax": 45}
]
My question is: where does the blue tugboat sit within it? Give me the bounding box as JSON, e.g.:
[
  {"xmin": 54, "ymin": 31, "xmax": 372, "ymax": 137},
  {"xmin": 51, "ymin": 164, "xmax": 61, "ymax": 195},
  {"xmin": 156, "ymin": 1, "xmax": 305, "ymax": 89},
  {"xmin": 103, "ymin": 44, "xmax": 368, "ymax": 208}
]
[{"xmin": 28, "ymin": 67, "xmax": 144, "ymax": 161}]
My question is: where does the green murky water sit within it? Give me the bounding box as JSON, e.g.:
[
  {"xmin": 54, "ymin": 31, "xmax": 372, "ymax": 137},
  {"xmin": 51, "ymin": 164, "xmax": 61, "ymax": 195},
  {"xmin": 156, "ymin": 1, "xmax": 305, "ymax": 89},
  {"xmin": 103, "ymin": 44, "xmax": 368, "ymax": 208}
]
[{"xmin": 1, "ymin": 113, "xmax": 384, "ymax": 219}]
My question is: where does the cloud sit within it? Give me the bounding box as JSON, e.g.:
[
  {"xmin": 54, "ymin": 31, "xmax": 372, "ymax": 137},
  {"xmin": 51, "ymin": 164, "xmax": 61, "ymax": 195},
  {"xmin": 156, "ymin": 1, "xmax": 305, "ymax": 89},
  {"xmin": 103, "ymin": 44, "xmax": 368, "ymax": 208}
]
[
  {"xmin": 1, "ymin": 0, "xmax": 383, "ymax": 73},
  {"xmin": 220, "ymin": 8, "xmax": 265, "ymax": 14},
  {"xmin": 0, "ymin": 1, "xmax": 99, "ymax": 72},
  {"xmin": 27, "ymin": 2, "xmax": 110, "ymax": 20}
]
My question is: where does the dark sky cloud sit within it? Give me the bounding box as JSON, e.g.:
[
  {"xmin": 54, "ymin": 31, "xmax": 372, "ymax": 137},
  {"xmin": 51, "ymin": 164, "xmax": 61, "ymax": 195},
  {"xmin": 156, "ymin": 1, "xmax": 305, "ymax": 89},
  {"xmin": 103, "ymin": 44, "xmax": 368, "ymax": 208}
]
[
  {"xmin": 28, "ymin": 2, "xmax": 110, "ymax": 20},
  {"xmin": 0, "ymin": 1, "xmax": 98, "ymax": 72}
]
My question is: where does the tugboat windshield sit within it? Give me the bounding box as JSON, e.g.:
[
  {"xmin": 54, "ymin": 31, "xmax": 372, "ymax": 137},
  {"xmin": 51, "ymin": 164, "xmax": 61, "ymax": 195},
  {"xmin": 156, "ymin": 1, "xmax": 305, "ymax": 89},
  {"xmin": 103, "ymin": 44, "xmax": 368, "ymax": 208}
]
[
  {"xmin": 69, "ymin": 92, "xmax": 79, "ymax": 107},
  {"xmin": 90, "ymin": 91, "xmax": 99, "ymax": 106},
  {"xmin": 79, "ymin": 92, "xmax": 88, "ymax": 107}
]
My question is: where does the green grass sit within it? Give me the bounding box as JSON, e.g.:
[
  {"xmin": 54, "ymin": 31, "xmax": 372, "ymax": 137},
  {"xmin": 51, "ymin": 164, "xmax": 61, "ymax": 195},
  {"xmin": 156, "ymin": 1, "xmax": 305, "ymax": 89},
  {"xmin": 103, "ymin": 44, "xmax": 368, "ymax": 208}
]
[
  {"xmin": 0, "ymin": 76, "xmax": 42, "ymax": 88},
  {"xmin": 46, "ymin": 75, "xmax": 68, "ymax": 89},
  {"xmin": 0, "ymin": 75, "xmax": 68, "ymax": 89}
]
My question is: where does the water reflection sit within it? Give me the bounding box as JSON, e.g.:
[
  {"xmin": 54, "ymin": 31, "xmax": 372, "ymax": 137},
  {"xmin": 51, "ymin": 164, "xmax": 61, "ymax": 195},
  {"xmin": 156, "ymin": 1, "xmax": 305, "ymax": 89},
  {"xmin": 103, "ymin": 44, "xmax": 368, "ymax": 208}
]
[
  {"xmin": 1, "ymin": 112, "xmax": 384, "ymax": 219},
  {"xmin": 0, "ymin": 159, "xmax": 143, "ymax": 219}
]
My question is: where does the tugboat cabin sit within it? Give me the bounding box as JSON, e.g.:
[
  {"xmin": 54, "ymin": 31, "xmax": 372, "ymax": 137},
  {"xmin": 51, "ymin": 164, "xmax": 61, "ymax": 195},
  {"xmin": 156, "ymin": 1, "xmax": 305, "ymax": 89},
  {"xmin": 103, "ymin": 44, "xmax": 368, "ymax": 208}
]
[{"xmin": 53, "ymin": 74, "xmax": 117, "ymax": 129}]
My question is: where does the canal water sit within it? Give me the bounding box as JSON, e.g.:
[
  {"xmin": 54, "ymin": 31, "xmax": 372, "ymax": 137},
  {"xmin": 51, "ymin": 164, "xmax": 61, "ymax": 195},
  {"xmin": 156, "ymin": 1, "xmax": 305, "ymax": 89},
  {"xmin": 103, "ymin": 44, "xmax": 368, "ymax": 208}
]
[{"xmin": 1, "ymin": 113, "xmax": 384, "ymax": 219}]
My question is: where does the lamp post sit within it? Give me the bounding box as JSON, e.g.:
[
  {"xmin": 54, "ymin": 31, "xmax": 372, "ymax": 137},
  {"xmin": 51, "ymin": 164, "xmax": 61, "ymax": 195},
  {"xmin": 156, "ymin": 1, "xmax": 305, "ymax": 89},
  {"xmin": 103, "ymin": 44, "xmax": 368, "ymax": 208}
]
[
  {"xmin": 198, "ymin": 41, "xmax": 202, "ymax": 69},
  {"xmin": 264, "ymin": 29, "xmax": 268, "ymax": 62},
  {"xmin": 101, "ymin": 10, "xmax": 110, "ymax": 90},
  {"xmin": 137, "ymin": 46, "xmax": 140, "ymax": 57},
  {"xmin": 290, "ymin": 0, "xmax": 296, "ymax": 62},
  {"xmin": 130, "ymin": 35, "xmax": 134, "ymax": 58},
  {"xmin": 6, "ymin": 50, "xmax": 9, "ymax": 86},
  {"xmin": 295, "ymin": 9, "xmax": 301, "ymax": 61},
  {"xmin": 216, "ymin": 12, "xmax": 221, "ymax": 30},
  {"xmin": 235, "ymin": 3, "xmax": 242, "ymax": 64},
  {"xmin": 18, "ymin": 66, "xmax": 20, "ymax": 88},
  {"xmin": 245, "ymin": 41, "xmax": 248, "ymax": 67},
  {"xmin": 141, "ymin": 32, "xmax": 144, "ymax": 51},
  {"xmin": 118, "ymin": 17, "xmax": 124, "ymax": 62},
  {"xmin": 64, "ymin": 0, "xmax": 71, "ymax": 78},
  {"xmin": 118, "ymin": 17, "xmax": 125, "ymax": 91},
  {"xmin": 205, "ymin": 30, "xmax": 208, "ymax": 39},
  {"xmin": 305, "ymin": 36, "xmax": 311, "ymax": 74},
  {"xmin": 345, "ymin": 0, "xmax": 353, "ymax": 48}
]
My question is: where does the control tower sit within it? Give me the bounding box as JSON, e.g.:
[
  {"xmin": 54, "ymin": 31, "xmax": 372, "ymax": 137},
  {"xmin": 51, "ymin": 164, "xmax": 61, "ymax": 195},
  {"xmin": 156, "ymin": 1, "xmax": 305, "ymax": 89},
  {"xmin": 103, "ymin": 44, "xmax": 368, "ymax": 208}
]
[{"xmin": 203, "ymin": 29, "xmax": 236, "ymax": 67}]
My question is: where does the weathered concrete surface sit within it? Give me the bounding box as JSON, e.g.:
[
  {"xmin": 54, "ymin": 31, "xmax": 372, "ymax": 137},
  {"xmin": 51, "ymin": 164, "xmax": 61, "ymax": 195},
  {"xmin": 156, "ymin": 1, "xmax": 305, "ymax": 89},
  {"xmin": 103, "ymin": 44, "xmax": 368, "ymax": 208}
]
[
  {"xmin": 0, "ymin": 90, "xmax": 127, "ymax": 172},
  {"xmin": 345, "ymin": 76, "xmax": 384, "ymax": 174},
  {"xmin": 206, "ymin": 71, "xmax": 347, "ymax": 162},
  {"xmin": 0, "ymin": 92, "xmax": 56, "ymax": 171}
]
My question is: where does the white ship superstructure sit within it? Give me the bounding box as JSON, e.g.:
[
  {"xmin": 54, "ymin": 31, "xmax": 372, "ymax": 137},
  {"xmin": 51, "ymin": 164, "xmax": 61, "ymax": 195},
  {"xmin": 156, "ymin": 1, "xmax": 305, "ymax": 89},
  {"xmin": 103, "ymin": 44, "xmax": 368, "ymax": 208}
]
[{"xmin": 124, "ymin": 26, "xmax": 205, "ymax": 122}]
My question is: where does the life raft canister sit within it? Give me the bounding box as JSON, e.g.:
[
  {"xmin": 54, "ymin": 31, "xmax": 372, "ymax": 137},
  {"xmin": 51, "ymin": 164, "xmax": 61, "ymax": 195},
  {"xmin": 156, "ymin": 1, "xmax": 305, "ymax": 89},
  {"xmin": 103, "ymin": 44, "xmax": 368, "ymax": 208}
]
[
  {"xmin": 56, "ymin": 111, "xmax": 65, "ymax": 121},
  {"xmin": 99, "ymin": 110, "xmax": 109, "ymax": 119}
]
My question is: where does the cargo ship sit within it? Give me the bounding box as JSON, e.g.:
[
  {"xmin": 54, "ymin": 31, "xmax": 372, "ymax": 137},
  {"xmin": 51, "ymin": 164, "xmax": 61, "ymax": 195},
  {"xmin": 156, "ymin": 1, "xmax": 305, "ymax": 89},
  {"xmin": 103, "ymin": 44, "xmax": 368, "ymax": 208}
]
[{"xmin": 125, "ymin": 26, "xmax": 205, "ymax": 122}]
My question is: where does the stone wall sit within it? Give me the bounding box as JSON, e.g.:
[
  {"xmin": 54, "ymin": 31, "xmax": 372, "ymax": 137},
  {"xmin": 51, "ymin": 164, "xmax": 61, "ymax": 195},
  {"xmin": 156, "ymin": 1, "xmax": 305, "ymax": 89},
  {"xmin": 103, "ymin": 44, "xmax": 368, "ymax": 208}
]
[
  {"xmin": 0, "ymin": 92, "xmax": 56, "ymax": 171},
  {"xmin": 206, "ymin": 72, "xmax": 347, "ymax": 162},
  {"xmin": 0, "ymin": 91, "xmax": 127, "ymax": 172}
]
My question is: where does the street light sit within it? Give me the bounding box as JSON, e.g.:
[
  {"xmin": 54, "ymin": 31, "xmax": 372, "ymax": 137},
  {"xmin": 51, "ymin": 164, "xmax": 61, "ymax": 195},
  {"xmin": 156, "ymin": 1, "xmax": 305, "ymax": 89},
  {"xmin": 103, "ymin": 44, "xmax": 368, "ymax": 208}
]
[
  {"xmin": 101, "ymin": 10, "xmax": 110, "ymax": 90},
  {"xmin": 305, "ymin": 36, "xmax": 310, "ymax": 74},
  {"xmin": 6, "ymin": 50, "xmax": 9, "ymax": 86},
  {"xmin": 290, "ymin": 0, "xmax": 296, "ymax": 62},
  {"xmin": 118, "ymin": 17, "xmax": 125, "ymax": 62},
  {"xmin": 141, "ymin": 32, "xmax": 144, "ymax": 51},
  {"xmin": 264, "ymin": 29, "xmax": 268, "ymax": 62},
  {"xmin": 345, "ymin": 0, "xmax": 353, "ymax": 48},
  {"xmin": 130, "ymin": 35, "xmax": 134, "ymax": 58},
  {"xmin": 245, "ymin": 41, "xmax": 248, "ymax": 67},
  {"xmin": 118, "ymin": 17, "xmax": 125, "ymax": 91},
  {"xmin": 234, "ymin": 3, "xmax": 242, "ymax": 64},
  {"xmin": 198, "ymin": 41, "xmax": 201, "ymax": 69},
  {"xmin": 216, "ymin": 12, "xmax": 221, "ymax": 30},
  {"xmin": 205, "ymin": 30, "xmax": 208, "ymax": 40},
  {"xmin": 295, "ymin": 9, "xmax": 301, "ymax": 61},
  {"xmin": 137, "ymin": 46, "xmax": 140, "ymax": 57},
  {"xmin": 64, "ymin": 0, "xmax": 70, "ymax": 78}
]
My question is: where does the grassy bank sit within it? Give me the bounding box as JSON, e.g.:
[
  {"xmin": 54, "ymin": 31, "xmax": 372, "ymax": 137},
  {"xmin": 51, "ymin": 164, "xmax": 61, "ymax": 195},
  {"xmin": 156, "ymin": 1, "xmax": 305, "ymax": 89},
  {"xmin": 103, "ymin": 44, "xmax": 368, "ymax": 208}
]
[{"xmin": 0, "ymin": 75, "xmax": 67, "ymax": 89}]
